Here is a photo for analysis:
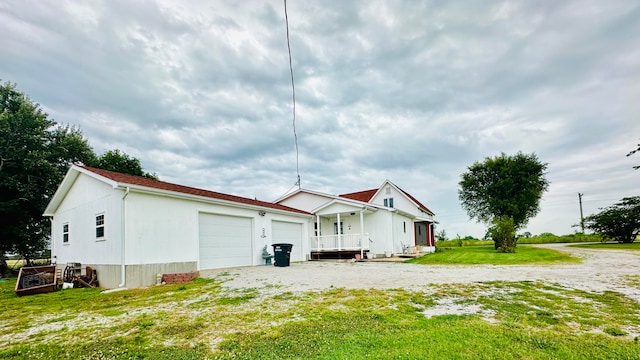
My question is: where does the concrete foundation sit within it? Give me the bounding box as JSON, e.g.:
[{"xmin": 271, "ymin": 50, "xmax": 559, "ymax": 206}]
[{"xmin": 59, "ymin": 262, "xmax": 198, "ymax": 288}]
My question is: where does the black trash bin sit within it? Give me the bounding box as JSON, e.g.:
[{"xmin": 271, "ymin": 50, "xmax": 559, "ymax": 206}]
[{"xmin": 271, "ymin": 243, "xmax": 293, "ymax": 267}]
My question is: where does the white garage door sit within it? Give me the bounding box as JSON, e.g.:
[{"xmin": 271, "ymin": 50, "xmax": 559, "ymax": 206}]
[
  {"xmin": 199, "ymin": 213, "xmax": 253, "ymax": 269},
  {"xmin": 272, "ymin": 221, "xmax": 304, "ymax": 262}
]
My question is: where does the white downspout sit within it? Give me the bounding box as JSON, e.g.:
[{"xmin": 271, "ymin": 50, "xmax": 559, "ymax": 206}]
[
  {"xmin": 49, "ymin": 218, "xmax": 56, "ymax": 264},
  {"xmin": 119, "ymin": 187, "xmax": 130, "ymax": 288},
  {"xmin": 359, "ymin": 210, "xmax": 364, "ymax": 259}
]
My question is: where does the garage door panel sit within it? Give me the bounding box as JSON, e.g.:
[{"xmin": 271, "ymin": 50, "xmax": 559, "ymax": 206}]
[
  {"xmin": 272, "ymin": 221, "xmax": 304, "ymax": 262},
  {"xmin": 199, "ymin": 213, "xmax": 253, "ymax": 269}
]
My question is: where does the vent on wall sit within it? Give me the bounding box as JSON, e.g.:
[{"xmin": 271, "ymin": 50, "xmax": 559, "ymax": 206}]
[{"xmin": 385, "ymin": 187, "xmax": 391, "ymax": 194}]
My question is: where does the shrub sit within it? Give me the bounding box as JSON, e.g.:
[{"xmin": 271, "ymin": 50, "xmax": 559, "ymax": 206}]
[{"xmin": 489, "ymin": 216, "xmax": 517, "ymax": 253}]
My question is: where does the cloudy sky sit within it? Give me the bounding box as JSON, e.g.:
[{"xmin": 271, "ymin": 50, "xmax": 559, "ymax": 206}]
[{"xmin": 2, "ymin": 1, "xmax": 639, "ymax": 238}]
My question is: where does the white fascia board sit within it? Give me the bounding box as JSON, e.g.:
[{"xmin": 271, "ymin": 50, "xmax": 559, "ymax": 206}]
[
  {"xmin": 44, "ymin": 165, "xmax": 121, "ymax": 216},
  {"xmin": 273, "ymin": 187, "xmax": 305, "ymax": 203},
  {"xmin": 373, "ymin": 179, "xmax": 393, "ymax": 198},
  {"xmin": 389, "ymin": 207, "xmax": 416, "ymax": 219},
  {"xmin": 274, "ymin": 187, "xmax": 337, "ymax": 203},
  {"xmin": 116, "ymin": 184, "xmax": 313, "ymax": 218},
  {"xmin": 43, "ymin": 167, "xmax": 80, "ymax": 216},
  {"xmin": 311, "ymin": 198, "xmax": 380, "ymax": 214},
  {"xmin": 415, "ymin": 215, "xmax": 434, "ymax": 222}
]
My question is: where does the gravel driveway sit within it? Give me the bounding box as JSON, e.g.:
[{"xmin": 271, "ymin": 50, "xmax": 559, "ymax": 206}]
[{"xmin": 201, "ymin": 243, "xmax": 640, "ymax": 301}]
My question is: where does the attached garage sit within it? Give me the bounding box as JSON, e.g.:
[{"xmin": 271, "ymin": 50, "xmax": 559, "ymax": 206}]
[
  {"xmin": 199, "ymin": 213, "xmax": 253, "ymax": 269},
  {"xmin": 272, "ymin": 220, "xmax": 304, "ymax": 262},
  {"xmin": 45, "ymin": 165, "xmax": 313, "ymax": 288}
]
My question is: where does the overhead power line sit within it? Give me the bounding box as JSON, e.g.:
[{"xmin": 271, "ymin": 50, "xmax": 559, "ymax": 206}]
[{"xmin": 283, "ymin": 0, "xmax": 300, "ymax": 188}]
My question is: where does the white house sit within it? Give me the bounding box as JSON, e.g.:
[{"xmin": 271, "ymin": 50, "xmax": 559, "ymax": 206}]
[
  {"xmin": 43, "ymin": 165, "xmax": 313, "ymax": 288},
  {"xmin": 44, "ymin": 166, "xmax": 435, "ymax": 288},
  {"xmin": 275, "ymin": 180, "xmax": 436, "ymax": 259}
]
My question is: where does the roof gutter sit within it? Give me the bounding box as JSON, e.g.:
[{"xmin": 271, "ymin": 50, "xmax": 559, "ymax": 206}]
[{"xmin": 118, "ymin": 186, "xmax": 130, "ymax": 288}]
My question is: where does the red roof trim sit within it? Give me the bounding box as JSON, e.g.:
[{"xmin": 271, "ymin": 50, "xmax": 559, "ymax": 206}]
[
  {"xmin": 338, "ymin": 189, "xmax": 377, "ymax": 202},
  {"xmin": 79, "ymin": 166, "xmax": 311, "ymax": 215},
  {"xmin": 396, "ymin": 186, "xmax": 434, "ymax": 215}
]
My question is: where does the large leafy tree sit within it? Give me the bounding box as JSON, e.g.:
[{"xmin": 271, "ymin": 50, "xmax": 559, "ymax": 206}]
[
  {"xmin": 458, "ymin": 152, "xmax": 549, "ymax": 251},
  {"xmin": 584, "ymin": 196, "xmax": 640, "ymax": 243},
  {"xmin": 0, "ymin": 82, "xmax": 158, "ymax": 275},
  {"xmin": 93, "ymin": 149, "xmax": 158, "ymax": 180},
  {"xmin": 0, "ymin": 82, "xmax": 96, "ymax": 272}
]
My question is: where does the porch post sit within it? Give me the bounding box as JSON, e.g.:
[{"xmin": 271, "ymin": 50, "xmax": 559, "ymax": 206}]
[
  {"xmin": 337, "ymin": 213, "xmax": 342, "ymax": 250},
  {"xmin": 360, "ymin": 210, "xmax": 365, "ymax": 258},
  {"xmin": 427, "ymin": 223, "xmax": 435, "ymax": 246},
  {"xmin": 316, "ymin": 215, "xmax": 321, "ymax": 250}
]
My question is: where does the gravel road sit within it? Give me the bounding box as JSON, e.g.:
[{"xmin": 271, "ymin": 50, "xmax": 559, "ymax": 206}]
[{"xmin": 201, "ymin": 243, "xmax": 640, "ymax": 301}]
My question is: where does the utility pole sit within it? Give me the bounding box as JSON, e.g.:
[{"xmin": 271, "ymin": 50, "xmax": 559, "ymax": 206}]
[{"xmin": 578, "ymin": 193, "xmax": 584, "ymax": 233}]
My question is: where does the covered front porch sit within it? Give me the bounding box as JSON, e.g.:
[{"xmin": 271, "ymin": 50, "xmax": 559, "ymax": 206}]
[{"xmin": 309, "ymin": 200, "xmax": 375, "ymax": 260}]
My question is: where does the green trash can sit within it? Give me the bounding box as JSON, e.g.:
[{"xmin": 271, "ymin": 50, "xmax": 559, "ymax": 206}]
[{"xmin": 272, "ymin": 243, "xmax": 293, "ymax": 267}]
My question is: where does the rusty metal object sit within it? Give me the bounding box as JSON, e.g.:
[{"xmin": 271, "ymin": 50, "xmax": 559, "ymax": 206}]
[{"xmin": 63, "ymin": 263, "xmax": 99, "ymax": 288}]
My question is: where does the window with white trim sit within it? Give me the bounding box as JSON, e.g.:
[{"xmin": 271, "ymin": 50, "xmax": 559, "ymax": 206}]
[
  {"xmin": 334, "ymin": 222, "xmax": 344, "ymax": 235},
  {"xmin": 384, "ymin": 198, "xmax": 394, "ymax": 208},
  {"xmin": 96, "ymin": 214, "xmax": 105, "ymax": 239},
  {"xmin": 63, "ymin": 223, "xmax": 69, "ymax": 243}
]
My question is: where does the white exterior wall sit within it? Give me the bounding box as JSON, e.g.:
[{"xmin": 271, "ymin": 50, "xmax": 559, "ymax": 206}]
[
  {"xmin": 313, "ymin": 209, "xmax": 403, "ymax": 255},
  {"xmin": 257, "ymin": 212, "xmax": 311, "ymax": 263},
  {"xmin": 316, "ymin": 212, "xmax": 362, "ymax": 237},
  {"xmin": 338, "ymin": 213, "xmax": 363, "ymax": 236},
  {"xmin": 124, "ymin": 191, "xmax": 311, "ymax": 268},
  {"xmin": 370, "ymin": 186, "xmax": 418, "ymax": 216},
  {"xmin": 52, "ymin": 175, "xmax": 122, "ymax": 265},
  {"xmin": 391, "ymin": 212, "xmax": 415, "ymax": 253},
  {"xmin": 278, "ymin": 191, "xmax": 332, "ymax": 212},
  {"xmin": 125, "ymin": 192, "xmax": 199, "ymax": 265},
  {"xmin": 363, "ymin": 210, "xmax": 393, "ymax": 255}
]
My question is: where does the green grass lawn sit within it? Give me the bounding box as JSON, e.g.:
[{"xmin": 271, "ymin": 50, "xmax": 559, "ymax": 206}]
[
  {"xmin": 408, "ymin": 245, "xmax": 581, "ymax": 265},
  {"xmin": 570, "ymin": 242, "xmax": 640, "ymax": 251},
  {"xmin": 1, "ymin": 270, "xmax": 639, "ymax": 359}
]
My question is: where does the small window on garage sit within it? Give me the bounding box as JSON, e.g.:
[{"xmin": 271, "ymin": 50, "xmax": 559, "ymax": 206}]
[
  {"xmin": 96, "ymin": 213, "xmax": 105, "ymax": 240},
  {"xmin": 63, "ymin": 223, "xmax": 69, "ymax": 243}
]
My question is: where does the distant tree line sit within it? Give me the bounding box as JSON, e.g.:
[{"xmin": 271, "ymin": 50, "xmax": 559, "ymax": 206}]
[
  {"xmin": 0, "ymin": 81, "xmax": 156, "ymax": 275},
  {"xmin": 585, "ymin": 197, "xmax": 639, "ymax": 244}
]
